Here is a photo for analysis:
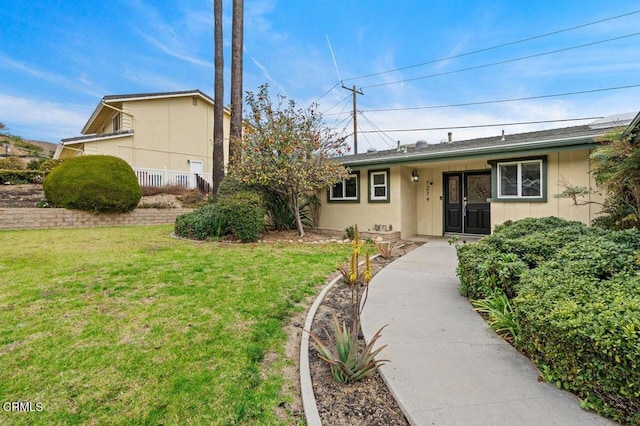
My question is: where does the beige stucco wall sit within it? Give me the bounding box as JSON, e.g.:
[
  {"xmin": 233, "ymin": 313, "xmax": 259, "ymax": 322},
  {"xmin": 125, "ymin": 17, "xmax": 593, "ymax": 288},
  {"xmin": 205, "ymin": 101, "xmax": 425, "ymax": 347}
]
[
  {"xmin": 82, "ymin": 136, "xmax": 135, "ymax": 163},
  {"xmin": 319, "ymin": 148, "xmax": 604, "ymax": 238}
]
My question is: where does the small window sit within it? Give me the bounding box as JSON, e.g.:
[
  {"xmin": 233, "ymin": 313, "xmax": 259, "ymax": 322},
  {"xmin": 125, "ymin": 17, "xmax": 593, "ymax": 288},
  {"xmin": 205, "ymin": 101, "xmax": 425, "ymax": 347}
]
[
  {"xmin": 329, "ymin": 172, "xmax": 360, "ymax": 202},
  {"xmin": 368, "ymin": 169, "xmax": 390, "ymax": 202},
  {"xmin": 112, "ymin": 113, "xmax": 121, "ymax": 132},
  {"xmin": 192, "ymin": 97, "xmax": 198, "ymax": 106},
  {"xmin": 497, "ymin": 159, "xmax": 543, "ymax": 199}
]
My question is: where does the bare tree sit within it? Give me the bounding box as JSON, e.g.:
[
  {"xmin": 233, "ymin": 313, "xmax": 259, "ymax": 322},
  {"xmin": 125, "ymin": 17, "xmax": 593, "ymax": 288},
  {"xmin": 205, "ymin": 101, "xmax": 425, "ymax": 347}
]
[
  {"xmin": 229, "ymin": 0, "xmax": 244, "ymax": 167},
  {"xmin": 212, "ymin": 0, "xmax": 225, "ymax": 195}
]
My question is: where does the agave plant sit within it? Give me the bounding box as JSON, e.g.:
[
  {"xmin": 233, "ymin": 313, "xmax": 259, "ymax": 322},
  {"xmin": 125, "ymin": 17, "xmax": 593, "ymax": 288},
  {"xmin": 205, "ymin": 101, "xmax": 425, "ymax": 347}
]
[
  {"xmin": 375, "ymin": 240, "xmax": 400, "ymax": 260},
  {"xmin": 309, "ymin": 315, "xmax": 388, "ymax": 384}
]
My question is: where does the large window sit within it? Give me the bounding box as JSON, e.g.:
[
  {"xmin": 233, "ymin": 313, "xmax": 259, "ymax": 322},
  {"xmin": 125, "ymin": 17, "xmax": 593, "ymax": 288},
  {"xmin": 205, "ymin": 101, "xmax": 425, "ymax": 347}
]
[
  {"xmin": 329, "ymin": 172, "xmax": 360, "ymax": 202},
  {"xmin": 368, "ymin": 169, "xmax": 390, "ymax": 202},
  {"xmin": 497, "ymin": 159, "xmax": 543, "ymax": 199}
]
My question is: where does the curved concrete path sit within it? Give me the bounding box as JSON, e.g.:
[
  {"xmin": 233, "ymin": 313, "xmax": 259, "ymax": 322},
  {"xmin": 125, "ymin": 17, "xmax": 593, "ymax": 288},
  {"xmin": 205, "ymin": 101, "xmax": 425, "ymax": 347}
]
[{"xmin": 360, "ymin": 239, "xmax": 612, "ymax": 426}]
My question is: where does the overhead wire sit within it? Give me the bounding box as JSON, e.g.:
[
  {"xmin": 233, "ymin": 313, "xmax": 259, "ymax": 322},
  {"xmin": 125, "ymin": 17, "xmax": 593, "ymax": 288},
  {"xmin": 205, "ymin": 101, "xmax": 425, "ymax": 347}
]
[
  {"xmin": 363, "ymin": 32, "xmax": 640, "ymax": 88},
  {"xmin": 342, "ymin": 9, "xmax": 640, "ymax": 82},
  {"xmin": 358, "ymin": 112, "xmax": 395, "ymax": 148},
  {"xmin": 357, "ymin": 117, "xmax": 603, "ymax": 134},
  {"xmin": 355, "ymin": 84, "xmax": 640, "ymax": 113}
]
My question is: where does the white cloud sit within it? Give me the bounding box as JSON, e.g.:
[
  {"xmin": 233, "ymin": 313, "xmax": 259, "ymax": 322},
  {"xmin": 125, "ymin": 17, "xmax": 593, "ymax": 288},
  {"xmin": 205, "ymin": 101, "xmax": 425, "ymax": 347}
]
[{"xmin": 0, "ymin": 94, "xmax": 90, "ymax": 142}]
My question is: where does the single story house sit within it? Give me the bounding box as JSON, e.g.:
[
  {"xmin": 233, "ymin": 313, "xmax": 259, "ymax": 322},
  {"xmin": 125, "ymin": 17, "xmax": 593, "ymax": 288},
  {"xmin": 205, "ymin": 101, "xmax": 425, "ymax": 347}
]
[
  {"xmin": 319, "ymin": 111, "xmax": 640, "ymax": 239},
  {"xmin": 55, "ymin": 90, "xmax": 230, "ymax": 189}
]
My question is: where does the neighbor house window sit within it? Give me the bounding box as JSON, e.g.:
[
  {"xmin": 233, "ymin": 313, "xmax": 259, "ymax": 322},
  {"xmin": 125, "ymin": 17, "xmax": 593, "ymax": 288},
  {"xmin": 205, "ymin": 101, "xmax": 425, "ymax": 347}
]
[
  {"xmin": 497, "ymin": 159, "xmax": 543, "ymax": 199},
  {"xmin": 329, "ymin": 172, "xmax": 360, "ymax": 202},
  {"xmin": 368, "ymin": 169, "xmax": 390, "ymax": 202},
  {"xmin": 112, "ymin": 113, "xmax": 121, "ymax": 132}
]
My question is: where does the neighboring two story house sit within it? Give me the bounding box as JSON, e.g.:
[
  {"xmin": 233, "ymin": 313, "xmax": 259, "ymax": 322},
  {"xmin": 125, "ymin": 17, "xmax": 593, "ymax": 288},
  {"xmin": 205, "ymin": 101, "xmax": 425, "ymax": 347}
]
[{"xmin": 55, "ymin": 90, "xmax": 230, "ymax": 189}]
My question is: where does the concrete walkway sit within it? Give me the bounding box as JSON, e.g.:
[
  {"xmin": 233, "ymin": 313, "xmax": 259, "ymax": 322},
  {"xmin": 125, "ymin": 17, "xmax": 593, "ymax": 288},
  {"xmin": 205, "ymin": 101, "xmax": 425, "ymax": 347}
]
[{"xmin": 360, "ymin": 239, "xmax": 612, "ymax": 426}]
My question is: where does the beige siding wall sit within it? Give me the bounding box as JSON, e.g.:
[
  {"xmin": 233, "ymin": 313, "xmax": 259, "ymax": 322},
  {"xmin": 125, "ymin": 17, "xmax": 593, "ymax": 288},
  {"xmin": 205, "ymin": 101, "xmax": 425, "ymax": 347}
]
[
  {"xmin": 320, "ymin": 148, "xmax": 603, "ymax": 237},
  {"xmin": 490, "ymin": 149, "xmax": 603, "ymax": 227},
  {"xmin": 126, "ymin": 97, "xmax": 229, "ymax": 173},
  {"xmin": 59, "ymin": 96, "xmax": 230, "ymax": 173},
  {"xmin": 415, "ymin": 159, "xmax": 490, "ymax": 236},
  {"xmin": 400, "ymin": 167, "xmax": 417, "ymax": 238},
  {"xmin": 318, "ymin": 167, "xmax": 402, "ymax": 233}
]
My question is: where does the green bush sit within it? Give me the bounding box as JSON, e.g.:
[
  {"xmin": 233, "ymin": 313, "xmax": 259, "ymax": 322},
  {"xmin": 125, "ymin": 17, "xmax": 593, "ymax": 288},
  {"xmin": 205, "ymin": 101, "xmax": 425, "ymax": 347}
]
[
  {"xmin": 38, "ymin": 158, "xmax": 64, "ymax": 173},
  {"xmin": 515, "ymin": 232, "xmax": 640, "ymax": 422},
  {"xmin": 43, "ymin": 155, "xmax": 141, "ymax": 213},
  {"xmin": 216, "ymin": 191, "xmax": 266, "ymax": 242},
  {"xmin": 175, "ymin": 203, "xmax": 228, "ymax": 240},
  {"xmin": 0, "ymin": 156, "xmax": 25, "ymax": 170},
  {"xmin": 0, "ymin": 169, "xmax": 45, "ymax": 184}
]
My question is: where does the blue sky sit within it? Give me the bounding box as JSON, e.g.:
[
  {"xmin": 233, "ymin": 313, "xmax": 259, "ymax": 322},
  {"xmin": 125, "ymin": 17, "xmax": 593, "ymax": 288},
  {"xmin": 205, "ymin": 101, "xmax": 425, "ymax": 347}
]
[{"xmin": 1, "ymin": 0, "xmax": 639, "ymax": 151}]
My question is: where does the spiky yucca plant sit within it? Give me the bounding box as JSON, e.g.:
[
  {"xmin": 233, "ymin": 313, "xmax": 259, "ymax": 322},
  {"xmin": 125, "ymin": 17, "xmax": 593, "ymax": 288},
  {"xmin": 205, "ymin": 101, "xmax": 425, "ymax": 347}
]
[
  {"xmin": 309, "ymin": 316, "xmax": 388, "ymax": 384},
  {"xmin": 308, "ymin": 225, "xmax": 389, "ymax": 384}
]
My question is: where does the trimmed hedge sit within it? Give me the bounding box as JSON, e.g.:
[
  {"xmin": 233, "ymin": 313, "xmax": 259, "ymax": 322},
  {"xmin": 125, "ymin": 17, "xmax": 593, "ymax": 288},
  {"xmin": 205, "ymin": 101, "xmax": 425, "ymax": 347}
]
[
  {"xmin": 175, "ymin": 204, "xmax": 228, "ymax": 240},
  {"xmin": 456, "ymin": 218, "xmax": 640, "ymax": 423},
  {"xmin": 43, "ymin": 155, "xmax": 141, "ymax": 213}
]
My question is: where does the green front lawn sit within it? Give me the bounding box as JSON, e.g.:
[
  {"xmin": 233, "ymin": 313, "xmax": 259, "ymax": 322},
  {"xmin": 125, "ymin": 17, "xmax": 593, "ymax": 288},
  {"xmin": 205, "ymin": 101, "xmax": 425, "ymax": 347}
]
[{"xmin": 0, "ymin": 225, "xmax": 349, "ymax": 425}]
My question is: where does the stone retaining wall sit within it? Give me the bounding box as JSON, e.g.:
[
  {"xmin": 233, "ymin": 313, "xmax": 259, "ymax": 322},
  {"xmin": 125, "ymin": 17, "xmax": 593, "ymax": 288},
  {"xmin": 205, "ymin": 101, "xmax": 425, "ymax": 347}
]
[{"xmin": 0, "ymin": 208, "xmax": 193, "ymax": 231}]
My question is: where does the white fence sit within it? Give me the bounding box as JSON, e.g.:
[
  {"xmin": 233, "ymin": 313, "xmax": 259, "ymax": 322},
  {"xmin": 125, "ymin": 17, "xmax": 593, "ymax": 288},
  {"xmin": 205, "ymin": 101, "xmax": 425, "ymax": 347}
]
[{"xmin": 133, "ymin": 167, "xmax": 212, "ymax": 191}]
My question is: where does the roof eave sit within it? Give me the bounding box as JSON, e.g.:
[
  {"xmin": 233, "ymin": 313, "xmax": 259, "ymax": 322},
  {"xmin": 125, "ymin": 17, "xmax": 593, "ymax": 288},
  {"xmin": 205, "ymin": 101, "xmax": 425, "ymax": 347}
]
[{"xmin": 341, "ymin": 135, "xmax": 602, "ymax": 167}]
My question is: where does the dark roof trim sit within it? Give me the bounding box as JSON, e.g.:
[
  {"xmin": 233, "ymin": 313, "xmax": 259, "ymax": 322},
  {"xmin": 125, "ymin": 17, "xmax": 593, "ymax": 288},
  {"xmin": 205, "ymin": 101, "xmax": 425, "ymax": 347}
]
[{"xmin": 61, "ymin": 130, "xmax": 134, "ymax": 145}]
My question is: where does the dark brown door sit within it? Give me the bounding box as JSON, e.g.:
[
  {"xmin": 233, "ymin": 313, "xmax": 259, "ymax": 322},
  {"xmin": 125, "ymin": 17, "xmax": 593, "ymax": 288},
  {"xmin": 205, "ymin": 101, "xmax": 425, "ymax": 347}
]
[{"xmin": 444, "ymin": 172, "xmax": 491, "ymax": 234}]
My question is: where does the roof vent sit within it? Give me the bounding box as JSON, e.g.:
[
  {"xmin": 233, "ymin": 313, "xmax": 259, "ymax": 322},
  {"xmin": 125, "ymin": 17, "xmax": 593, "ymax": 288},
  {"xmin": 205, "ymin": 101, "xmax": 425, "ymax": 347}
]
[
  {"xmin": 415, "ymin": 140, "xmax": 428, "ymax": 148},
  {"xmin": 366, "ymin": 147, "xmax": 377, "ymax": 154}
]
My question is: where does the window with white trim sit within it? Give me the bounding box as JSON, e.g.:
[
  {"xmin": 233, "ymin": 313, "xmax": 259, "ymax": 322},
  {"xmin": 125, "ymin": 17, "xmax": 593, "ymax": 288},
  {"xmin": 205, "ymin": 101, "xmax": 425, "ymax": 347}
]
[
  {"xmin": 497, "ymin": 159, "xmax": 543, "ymax": 198},
  {"xmin": 369, "ymin": 169, "xmax": 389, "ymax": 202},
  {"xmin": 329, "ymin": 173, "xmax": 359, "ymax": 201}
]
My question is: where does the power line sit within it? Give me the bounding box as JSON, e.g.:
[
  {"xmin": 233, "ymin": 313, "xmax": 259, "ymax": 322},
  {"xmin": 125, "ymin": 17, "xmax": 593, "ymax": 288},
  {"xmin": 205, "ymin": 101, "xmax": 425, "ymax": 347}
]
[
  {"xmin": 358, "ymin": 112, "xmax": 395, "ymax": 148},
  {"xmin": 358, "ymin": 117, "xmax": 603, "ymax": 134},
  {"xmin": 314, "ymin": 82, "xmax": 341, "ymax": 103},
  {"xmin": 364, "ymin": 32, "xmax": 640, "ymax": 89},
  {"xmin": 355, "ymin": 84, "xmax": 640, "ymax": 113},
  {"xmin": 342, "ymin": 9, "xmax": 640, "ymax": 83},
  {"xmin": 321, "ymin": 93, "xmax": 351, "ymax": 115}
]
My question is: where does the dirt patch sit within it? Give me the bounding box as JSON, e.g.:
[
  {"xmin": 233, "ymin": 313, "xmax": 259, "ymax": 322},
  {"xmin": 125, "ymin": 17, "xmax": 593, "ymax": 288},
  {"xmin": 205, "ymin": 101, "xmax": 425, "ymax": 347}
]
[{"xmin": 281, "ymin": 243, "xmax": 421, "ymax": 425}]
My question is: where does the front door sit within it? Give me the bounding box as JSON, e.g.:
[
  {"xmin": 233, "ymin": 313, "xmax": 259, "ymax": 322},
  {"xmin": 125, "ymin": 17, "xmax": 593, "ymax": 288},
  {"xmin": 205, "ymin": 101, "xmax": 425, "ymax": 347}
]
[{"xmin": 444, "ymin": 172, "xmax": 491, "ymax": 234}]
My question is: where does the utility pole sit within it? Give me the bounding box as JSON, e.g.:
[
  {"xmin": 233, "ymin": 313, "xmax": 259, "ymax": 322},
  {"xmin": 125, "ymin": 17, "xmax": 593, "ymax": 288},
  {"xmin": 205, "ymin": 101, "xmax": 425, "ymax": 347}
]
[{"xmin": 342, "ymin": 84, "xmax": 363, "ymax": 154}]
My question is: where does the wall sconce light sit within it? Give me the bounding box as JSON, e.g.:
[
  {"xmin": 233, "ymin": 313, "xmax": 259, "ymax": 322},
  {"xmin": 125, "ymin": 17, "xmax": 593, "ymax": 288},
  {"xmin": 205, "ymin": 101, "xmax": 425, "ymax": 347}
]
[{"xmin": 411, "ymin": 170, "xmax": 419, "ymax": 183}]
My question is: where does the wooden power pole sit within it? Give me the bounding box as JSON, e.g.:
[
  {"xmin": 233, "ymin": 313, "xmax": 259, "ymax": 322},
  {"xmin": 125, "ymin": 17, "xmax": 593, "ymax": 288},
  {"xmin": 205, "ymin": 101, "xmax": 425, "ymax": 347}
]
[{"xmin": 342, "ymin": 84, "xmax": 363, "ymax": 154}]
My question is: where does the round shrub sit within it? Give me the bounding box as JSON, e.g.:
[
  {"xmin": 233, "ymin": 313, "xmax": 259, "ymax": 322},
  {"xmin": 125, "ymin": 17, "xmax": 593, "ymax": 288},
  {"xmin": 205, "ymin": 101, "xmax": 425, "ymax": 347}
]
[
  {"xmin": 175, "ymin": 203, "xmax": 228, "ymax": 240},
  {"xmin": 216, "ymin": 191, "xmax": 266, "ymax": 242},
  {"xmin": 43, "ymin": 155, "xmax": 141, "ymax": 212}
]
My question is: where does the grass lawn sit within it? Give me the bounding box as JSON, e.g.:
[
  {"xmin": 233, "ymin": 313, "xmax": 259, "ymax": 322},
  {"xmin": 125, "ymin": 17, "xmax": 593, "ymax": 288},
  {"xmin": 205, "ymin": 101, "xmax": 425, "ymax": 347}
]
[{"xmin": 0, "ymin": 225, "xmax": 350, "ymax": 425}]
